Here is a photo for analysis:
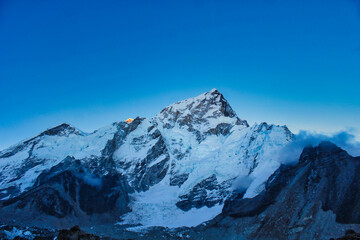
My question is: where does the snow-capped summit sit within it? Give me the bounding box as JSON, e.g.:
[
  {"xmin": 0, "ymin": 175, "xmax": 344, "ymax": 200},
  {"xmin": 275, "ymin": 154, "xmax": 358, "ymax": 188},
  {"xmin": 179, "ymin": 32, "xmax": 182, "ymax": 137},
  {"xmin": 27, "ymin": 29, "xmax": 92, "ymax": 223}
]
[
  {"xmin": 156, "ymin": 89, "xmax": 248, "ymax": 138},
  {"xmin": 159, "ymin": 88, "xmax": 236, "ymax": 119}
]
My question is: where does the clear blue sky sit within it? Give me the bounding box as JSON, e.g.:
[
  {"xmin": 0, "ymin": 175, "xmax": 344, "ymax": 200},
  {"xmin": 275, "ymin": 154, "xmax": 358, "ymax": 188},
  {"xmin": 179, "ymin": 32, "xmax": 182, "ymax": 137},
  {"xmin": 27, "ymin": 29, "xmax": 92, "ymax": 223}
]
[{"xmin": 1, "ymin": 0, "xmax": 360, "ymax": 150}]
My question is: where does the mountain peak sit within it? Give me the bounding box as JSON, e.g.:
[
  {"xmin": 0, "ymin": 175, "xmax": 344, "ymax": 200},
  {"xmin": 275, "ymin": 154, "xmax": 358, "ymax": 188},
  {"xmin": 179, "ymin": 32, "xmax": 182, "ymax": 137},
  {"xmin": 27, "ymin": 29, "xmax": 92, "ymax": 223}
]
[
  {"xmin": 318, "ymin": 141, "xmax": 340, "ymax": 150},
  {"xmin": 206, "ymin": 88, "xmax": 220, "ymax": 95},
  {"xmin": 156, "ymin": 89, "xmax": 248, "ymax": 130},
  {"xmin": 299, "ymin": 141, "xmax": 347, "ymax": 165},
  {"xmin": 196, "ymin": 88, "xmax": 222, "ymax": 102},
  {"xmin": 39, "ymin": 123, "xmax": 84, "ymax": 137}
]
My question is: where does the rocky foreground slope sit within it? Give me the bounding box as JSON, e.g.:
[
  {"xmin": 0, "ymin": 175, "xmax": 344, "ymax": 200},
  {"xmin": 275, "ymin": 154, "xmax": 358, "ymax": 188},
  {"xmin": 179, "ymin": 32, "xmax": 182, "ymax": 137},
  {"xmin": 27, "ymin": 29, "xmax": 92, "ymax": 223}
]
[{"xmin": 0, "ymin": 89, "xmax": 292, "ymax": 232}]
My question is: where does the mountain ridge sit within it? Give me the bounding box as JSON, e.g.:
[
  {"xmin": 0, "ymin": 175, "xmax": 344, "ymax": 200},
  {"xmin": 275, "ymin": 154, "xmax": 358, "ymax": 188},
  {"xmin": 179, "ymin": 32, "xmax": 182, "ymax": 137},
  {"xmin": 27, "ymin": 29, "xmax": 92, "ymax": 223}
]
[{"xmin": 0, "ymin": 89, "xmax": 293, "ymax": 230}]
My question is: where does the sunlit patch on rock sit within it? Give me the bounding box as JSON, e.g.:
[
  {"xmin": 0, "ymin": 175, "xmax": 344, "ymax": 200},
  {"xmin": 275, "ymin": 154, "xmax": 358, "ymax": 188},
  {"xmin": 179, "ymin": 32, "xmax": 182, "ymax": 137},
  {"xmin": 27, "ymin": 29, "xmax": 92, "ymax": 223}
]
[{"xmin": 125, "ymin": 118, "xmax": 134, "ymax": 123}]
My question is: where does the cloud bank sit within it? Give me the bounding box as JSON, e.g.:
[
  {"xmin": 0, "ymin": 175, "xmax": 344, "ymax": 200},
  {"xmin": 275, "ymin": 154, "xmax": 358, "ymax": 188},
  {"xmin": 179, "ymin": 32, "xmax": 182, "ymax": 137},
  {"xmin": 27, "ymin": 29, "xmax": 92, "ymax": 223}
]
[{"xmin": 278, "ymin": 129, "xmax": 360, "ymax": 165}]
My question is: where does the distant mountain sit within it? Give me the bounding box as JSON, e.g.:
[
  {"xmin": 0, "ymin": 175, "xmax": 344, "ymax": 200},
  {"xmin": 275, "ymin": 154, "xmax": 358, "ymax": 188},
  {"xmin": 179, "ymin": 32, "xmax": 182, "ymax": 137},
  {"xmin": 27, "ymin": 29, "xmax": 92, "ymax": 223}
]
[{"xmin": 0, "ymin": 89, "xmax": 292, "ymax": 232}]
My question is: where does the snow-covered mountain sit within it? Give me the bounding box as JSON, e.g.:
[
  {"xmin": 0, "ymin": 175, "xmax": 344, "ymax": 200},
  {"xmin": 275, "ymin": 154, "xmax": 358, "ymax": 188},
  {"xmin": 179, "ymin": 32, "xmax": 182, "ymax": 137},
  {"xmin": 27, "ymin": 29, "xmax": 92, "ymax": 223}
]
[{"xmin": 0, "ymin": 89, "xmax": 293, "ymax": 229}]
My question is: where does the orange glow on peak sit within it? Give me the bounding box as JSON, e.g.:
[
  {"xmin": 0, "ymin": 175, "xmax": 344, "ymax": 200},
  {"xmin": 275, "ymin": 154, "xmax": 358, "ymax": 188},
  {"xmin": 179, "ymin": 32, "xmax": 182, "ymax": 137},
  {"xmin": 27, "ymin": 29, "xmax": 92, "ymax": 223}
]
[{"xmin": 125, "ymin": 118, "xmax": 134, "ymax": 123}]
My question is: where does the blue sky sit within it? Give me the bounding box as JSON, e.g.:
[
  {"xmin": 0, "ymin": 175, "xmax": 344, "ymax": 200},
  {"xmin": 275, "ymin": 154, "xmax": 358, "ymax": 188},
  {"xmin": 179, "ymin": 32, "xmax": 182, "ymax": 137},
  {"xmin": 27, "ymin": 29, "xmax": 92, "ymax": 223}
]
[{"xmin": 1, "ymin": 0, "xmax": 360, "ymax": 150}]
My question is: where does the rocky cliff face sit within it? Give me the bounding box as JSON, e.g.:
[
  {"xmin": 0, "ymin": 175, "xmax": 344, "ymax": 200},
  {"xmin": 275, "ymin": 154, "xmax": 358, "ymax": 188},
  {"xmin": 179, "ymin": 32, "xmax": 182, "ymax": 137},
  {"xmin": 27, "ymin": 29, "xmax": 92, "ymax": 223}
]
[{"xmin": 0, "ymin": 89, "xmax": 292, "ymax": 230}]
